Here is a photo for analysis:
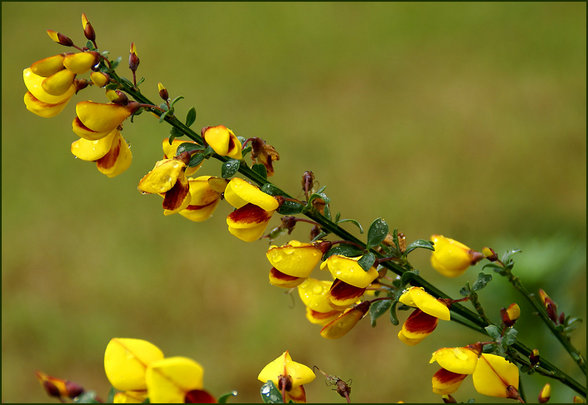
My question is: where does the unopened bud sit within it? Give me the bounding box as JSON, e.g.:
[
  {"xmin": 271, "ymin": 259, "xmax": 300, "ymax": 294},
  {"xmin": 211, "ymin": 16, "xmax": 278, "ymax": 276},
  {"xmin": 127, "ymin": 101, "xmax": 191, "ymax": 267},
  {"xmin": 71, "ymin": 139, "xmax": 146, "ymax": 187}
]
[
  {"xmin": 129, "ymin": 42, "xmax": 140, "ymax": 72},
  {"xmin": 482, "ymin": 246, "xmax": 498, "ymax": 261},
  {"xmin": 46, "ymin": 30, "xmax": 73, "ymax": 47},
  {"xmin": 442, "ymin": 394, "xmax": 457, "ymax": 403},
  {"xmin": 559, "ymin": 311, "xmax": 566, "ymax": 325},
  {"xmin": 65, "ymin": 381, "xmax": 84, "ymax": 398},
  {"xmin": 81, "ymin": 13, "xmax": 96, "ymax": 42},
  {"xmin": 158, "ymin": 82, "xmax": 169, "ymax": 101},
  {"xmin": 74, "ymin": 79, "xmax": 90, "ymax": 93},
  {"xmin": 106, "ymin": 89, "xmax": 129, "ymax": 105},
  {"xmin": 573, "ymin": 395, "xmax": 585, "ymax": 403},
  {"xmin": 529, "ymin": 349, "xmax": 540, "ymax": 366},
  {"xmin": 501, "ymin": 303, "xmax": 521, "ymax": 327},
  {"xmin": 90, "ymin": 71, "xmax": 109, "ymax": 87},
  {"xmin": 538, "ymin": 289, "xmax": 558, "ymax": 323},
  {"xmin": 538, "ymin": 383, "xmax": 551, "ymax": 403}
]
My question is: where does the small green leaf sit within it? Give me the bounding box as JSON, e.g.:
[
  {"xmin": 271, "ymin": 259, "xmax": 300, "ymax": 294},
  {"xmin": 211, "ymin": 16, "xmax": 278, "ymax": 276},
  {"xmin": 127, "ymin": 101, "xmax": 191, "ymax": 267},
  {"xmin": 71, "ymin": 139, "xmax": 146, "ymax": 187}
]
[
  {"xmin": 277, "ymin": 200, "xmax": 304, "ymax": 215},
  {"xmin": 176, "ymin": 142, "xmax": 204, "ymax": 156},
  {"xmin": 358, "ymin": 252, "xmax": 376, "ymax": 271},
  {"xmin": 261, "ymin": 183, "xmax": 283, "ymax": 196},
  {"xmin": 400, "ymin": 269, "xmax": 419, "ymax": 284},
  {"xmin": 472, "ymin": 272, "xmax": 493, "ymax": 291},
  {"xmin": 136, "ymin": 77, "xmax": 145, "ymax": 87},
  {"xmin": 389, "ymin": 300, "xmax": 400, "ymax": 325},
  {"xmin": 221, "ymin": 159, "xmax": 240, "ymax": 178},
  {"xmin": 186, "ymin": 107, "xmax": 197, "ymax": 127},
  {"xmin": 158, "ymin": 110, "xmax": 170, "ymax": 123},
  {"xmin": 370, "ymin": 299, "xmax": 392, "ymax": 327},
  {"xmin": 323, "ymin": 245, "xmax": 363, "ymax": 260},
  {"xmin": 337, "ymin": 218, "xmax": 364, "ymax": 234},
  {"xmin": 485, "ymin": 325, "xmax": 502, "ymax": 340},
  {"xmin": 86, "ymin": 41, "xmax": 96, "ymax": 50},
  {"xmin": 311, "ymin": 231, "xmax": 329, "ymax": 242},
  {"xmin": 459, "ymin": 283, "xmax": 471, "ymax": 297},
  {"xmin": 252, "ymin": 163, "xmax": 268, "ymax": 180},
  {"xmin": 260, "ymin": 380, "xmax": 283, "ymax": 403},
  {"xmin": 367, "ymin": 218, "xmax": 388, "ymax": 249},
  {"xmin": 404, "ymin": 239, "xmax": 434, "ymax": 256},
  {"xmin": 105, "ymin": 82, "xmax": 119, "ymax": 91},
  {"xmin": 169, "ymin": 126, "xmax": 183, "ymax": 139},
  {"xmin": 189, "ymin": 153, "xmax": 206, "ymax": 167},
  {"xmin": 110, "ymin": 56, "xmax": 121, "ymax": 69},
  {"xmin": 170, "ymin": 95, "xmax": 185, "ymax": 107},
  {"xmin": 503, "ymin": 328, "xmax": 518, "ymax": 346},
  {"xmin": 218, "ymin": 391, "xmax": 238, "ymax": 403}
]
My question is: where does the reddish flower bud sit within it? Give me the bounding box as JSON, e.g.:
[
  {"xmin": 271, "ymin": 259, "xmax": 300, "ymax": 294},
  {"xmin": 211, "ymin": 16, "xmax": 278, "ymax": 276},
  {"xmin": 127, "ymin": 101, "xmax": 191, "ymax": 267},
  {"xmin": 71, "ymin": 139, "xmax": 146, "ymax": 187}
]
[
  {"xmin": 129, "ymin": 42, "xmax": 140, "ymax": 72},
  {"xmin": 538, "ymin": 383, "xmax": 551, "ymax": 403},
  {"xmin": 158, "ymin": 82, "xmax": 169, "ymax": 101},
  {"xmin": 501, "ymin": 303, "xmax": 520, "ymax": 327},
  {"xmin": 529, "ymin": 349, "xmax": 540, "ymax": 366},
  {"xmin": 81, "ymin": 13, "xmax": 96, "ymax": 42},
  {"xmin": 482, "ymin": 246, "xmax": 498, "ymax": 261},
  {"xmin": 46, "ymin": 30, "xmax": 74, "ymax": 47},
  {"xmin": 538, "ymin": 289, "xmax": 558, "ymax": 323}
]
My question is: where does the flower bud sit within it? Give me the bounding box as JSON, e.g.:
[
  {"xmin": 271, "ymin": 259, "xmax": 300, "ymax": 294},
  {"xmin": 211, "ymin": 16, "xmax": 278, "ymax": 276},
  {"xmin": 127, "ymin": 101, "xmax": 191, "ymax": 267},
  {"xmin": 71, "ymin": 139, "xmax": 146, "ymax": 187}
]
[
  {"xmin": 81, "ymin": 13, "xmax": 96, "ymax": 42},
  {"xmin": 158, "ymin": 82, "xmax": 169, "ymax": 101},
  {"xmin": 74, "ymin": 79, "xmax": 90, "ymax": 93},
  {"xmin": 538, "ymin": 383, "xmax": 551, "ymax": 403},
  {"xmin": 90, "ymin": 72, "xmax": 109, "ymax": 87},
  {"xmin": 430, "ymin": 235, "xmax": 484, "ymax": 277},
  {"xmin": 106, "ymin": 89, "xmax": 129, "ymax": 105},
  {"xmin": 46, "ymin": 30, "xmax": 73, "ymax": 47},
  {"xmin": 538, "ymin": 289, "xmax": 558, "ymax": 323},
  {"xmin": 129, "ymin": 42, "xmax": 140, "ymax": 72},
  {"xmin": 573, "ymin": 395, "xmax": 585, "ymax": 403},
  {"xmin": 529, "ymin": 349, "xmax": 540, "ymax": 366},
  {"xmin": 501, "ymin": 303, "xmax": 520, "ymax": 327},
  {"xmin": 482, "ymin": 246, "xmax": 498, "ymax": 261}
]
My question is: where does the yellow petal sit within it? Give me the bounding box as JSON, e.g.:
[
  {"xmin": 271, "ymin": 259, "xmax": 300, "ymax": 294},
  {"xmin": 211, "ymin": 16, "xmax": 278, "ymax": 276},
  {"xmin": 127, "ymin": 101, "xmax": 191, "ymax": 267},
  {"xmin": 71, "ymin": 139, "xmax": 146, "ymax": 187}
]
[
  {"xmin": 269, "ymin": 267, "xmax": 306, "ymax": 288},
  {"xmin": 398, "ymin": 309, "xmax": 439, "ymax": 345},
  {"xmin": 23, "ymin": 68, "xmax": 75, "ymax": 104},
  {"xmin": 63, "ymin": 52, "xmax": 97, "ymax": 74},
  {"xmin": 266, "ymin": 240, "xmax": 322, "ymax": 278},
  {"xmin": 24, "ymin": 91, "xmax": 69, "ymax": 118},
  {"xmin": 399, "ymin": 287, "xmax": 450, "ymax": 321},
  {"xmin": 429, "ymin": 347, "xmax": 479, "ymax": 375},
  {"xmin": 224, "ymin": 177, "xmax": 279, "ymax": 211},
  {"xmin": 30, "ymin": 54, "xmax": 65, "ymax": 77},
  {"xmin": 432, "ymin": 368, "xmax": 468, "ymax": 395},
  {"xmin": 186, "ymin": 176, "xmax": 222, "ymax": 206},
  {"xmin": 257, "ymin": 351, "xmax": 315, "ymax": 388},
  {"xmin": 305, "ymin": 307, "xmax": 342, "ymax": 325},
  {"xmin": 96, "ymin": 133, "xmax": 132, "ymax": 178},
  {"xmin": 430, "ymin": 235, "xmax": 478, "ymax": 278},
  {"xmin": 320, "ymin": 255, "xmax": 378, "ymax": 288},
  {"xmin": 203, "ymin": 125, "xmax": 242, "ymax": 159},
  {"xmin": 138, "ymin": 159, "xmax": 185, "ymax": 194},
  {"xmin": 90, "ymin": 72, "xmax": 109, "ymax": 88},
  {"xmin": 162, "ymin": 175, "xmax": 192, "ymax": 214},
  {"xmin": 104, "ymin": 338, "xmax": 164, "ymax": 391},
  {"xmin": 328, "ymin": 279, "xmax": 366, "ymax": 308},
  {"xmin": 42, "ymin": 69, "xmax": 76, "ymax": 96},
  {"xmin": 146, "ymin": 357, "xmax": 204, "ymax": 403},
  {"xmin": 178, "ymin": 199, "xmax": 220, "ymax": 222},
  {"xmin": 76, "ymin": 101, "xmax": 131, "ymax": 133},
  {"xmin": 113, "ymin": 391, "xmax": 148, "ymax": 403},
  {"xmin": 71, "ymin": 128, "xmax": 118, "ymax": 161},
  {"xmin": 320, "ymin": 302, "xmax": 370, "ymax": 339},
  {"xmin": 72, "ymin": 116, "xmax": 112, "ymax": 140},
  {"xmin": 472, "ymin": 353, "xmax": 519, "ymax": 398},
  {"xmin": 297, "ymin": 278, "xmax": 335, "ymax": 313},
  {"xmin": 226, "ymin": 204, "xmax": 273, "ymax": 242}
]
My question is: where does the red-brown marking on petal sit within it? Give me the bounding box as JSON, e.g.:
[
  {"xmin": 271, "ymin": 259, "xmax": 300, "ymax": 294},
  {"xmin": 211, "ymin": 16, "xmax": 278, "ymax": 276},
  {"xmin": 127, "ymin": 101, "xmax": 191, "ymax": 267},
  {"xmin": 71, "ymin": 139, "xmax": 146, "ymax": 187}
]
[
  {"xmin": 403, "ymin": 309, "xmax": 439, "ymax": 334},
  {"xmin": 270, "ymin": 267, "xmax": 300, "ymax": 282},
  {"xmin": 163, "ymin": 177, "xmax": 190, "ymax": 210},
  {"xmin": 184, "ymin": 389, "xmax": 216, "ymax": 403},
  {"xmin": 73, "ymin": 116, "xmax": 94, "ymax": 132},
  {"xmin": 309, "ymin": 309, "xmax": 342, "ymax": 320},
  {"xmin": 96, "ymin": 137, "xmax": 121, "ymax": 168},
  {"xmin": 228, "ymin": 203, "xmax": 271, "ymax": 224},
  {"xmin": 185, "ymin": 200, "xmax": 218, "ymax": 211},
  {"xmin": 433, "ymin": 368, "xmax": 468, "ymax": 385},
  {"xmin": 329, "ymin": 279, "xmax": 366, "ymax": 301}
]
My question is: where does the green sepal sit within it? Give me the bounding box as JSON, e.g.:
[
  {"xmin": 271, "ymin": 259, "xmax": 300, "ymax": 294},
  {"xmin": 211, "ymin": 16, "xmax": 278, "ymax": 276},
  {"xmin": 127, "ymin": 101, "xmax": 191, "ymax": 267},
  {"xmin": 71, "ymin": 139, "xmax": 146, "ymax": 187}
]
[
  {"xmin": 260, "ymin": 380, "xmax": 284, "ymax": 403},
  {"xmin": 404, "ymin": 239, "xmax": 434, "ymax": 256},
  {"xmin": 485, "ymin": 325, "xmax": 502, "ymax": 340},
  {"xmin": 323, "ymin": 244, "xmax": 364, "ymax": 260},
  {"xmin": 389, "ymin": 299, "xmax": 400, "ymax": 325},
  {"xmin": 186, "ymin": 107, "xmax": 197, "ymax": 127},
  {"xmin": 136, "ymin": 77, "xmax": 145, "ymax": 87},
  {"xmin": 176, "ymin": 142, "xmax": 204, "ymax": 156},
  {"xmin": 358, "ymin": 252, "xmax": 376, "ymax": 271},
  {"xmin": 73, "ymin": 391, "xmax": 100, "ymax": 403},
  {"xmin": 104, "ymin": 82, "xmax": 119, "ymax": 91},
  {"xmin": 221, "ymin": 159, "xmax": 241, "ymax": 178},
  {"xmin": 400, "ymin": 269, "xmax": 419, "ymax": 285},
  {"xmin": 170, "ymin": 95, "xmax": 184, "ymax": 107},
  {"xmin": 337, "ymin": 218, "xmax": 364, "ymax": 234},
  {"xmin": 107, "ymin": 387, "xmax": 117, "ymax": 403},
  {"xmin": 472, "ymin": 272, "xmax": 493, "ymax": 291},
  {"xmin": 218, "ymin": 391, "xmax": 238, "ymax": 403},
  {"xmin": 503, "ymin": 327, "xmax": 518, "ymax": 346},
  {"xmin": 311, "ymin": 231, "xmax": 329, "ymax": 242},
  {"xmin": 86, "ymin": 41, "xmax": 96, "ymax": 51},
  {"xmin": 366, "ymin": 218, "xmax": 388, "ymax": 249},
  {"xmin": 277, "ymin": 200, "xmax": 304, "ymax": 215},
  {"xmin": 159, "ymin": 110, "xmax": 171, "ymax": 123},
  {"xmin": 370, "ymin": 299, "xmax": 392, "ymax": 327},
  {"xmin": 110, "ymin": 56, "xmax": 122, "ymax": 70},
  {"xmin": 252, "ymin": 163, "xmax": 268, "ymax": 180},
  {"xmin": 189, "ymin": 152, "xmax": 206, "ymax": 167},
  {"xmin": 308, "ymin": 186, "xmax": 330, "ymax": 205}
]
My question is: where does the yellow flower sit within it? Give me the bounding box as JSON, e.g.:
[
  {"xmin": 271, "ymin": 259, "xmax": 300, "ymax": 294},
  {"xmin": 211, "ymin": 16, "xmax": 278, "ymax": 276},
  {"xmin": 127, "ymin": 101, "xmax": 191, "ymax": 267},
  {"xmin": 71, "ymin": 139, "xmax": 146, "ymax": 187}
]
[
  {"xmin": 319, "ymin": 255, "xmax": 379, "ymax": 288},
  {"xmin": 429, "ymin": 346, "xmax": 480, "ymax": 375},
  {"xmin": 174, "ymin": 176, "xmax": 227, "ymax": 221},
  {"xmin": 90, "ymin": 72, "xmax": 110, "ymax": 88},
  {"xmin": 71, "ymin": 129, "xmax": 132, "ymax": 178},
  {"xmin": 430, "ymin": 235, "xmax": 483, "ymax": 277},
  {"xmin": 320, "ymin": 301, "xmax": 370, "ymax": 339},
  {"xmin": 226, "ymin": 203, "xmax": 274, "ymax": 242},
  {"xmin": 23, "ymin": 67, "xmax": 75, "ymax": 118},
  {"xmin": 162, "ymin": 138, "xmax": 202, "ymax": 177},
  {"xmin": 472, "ymin": 353, "xmax": 519, "ymax": 398},
  {"xmin": 104, "ymin": 338, "xmax": 164, "ymax": 391},
  {"xmin": 72, "ymin": 101, "xmax": 134, "ymax": 140},
  {"xmin": 63, "ymin": 51, "xmax": 98, "ymax": 74},
  {"xmin": 202, "ymin": 125, "xmax": 242, "ymax": 159},
  {"xmin": 501, "ymin": 303, "xmax": 521, "ymax": 327},
  {"xmin": 398, "ymin": 286, "xmax": 450, "ymax": 321},
  {"xmin": 397, "ymin": 309, "xmax": 440, "ymax": 346},
  {"xmin": 113, "ymin": 391, "xmax": 148, "ymax": 403},
  {"xmin": 266, "ymin": 240, "xmax": 322, "ymax": 278},
  {"xmin": 258, "ymin": 351, "xmax": 315, "ymax": 403},
  {"xmin": 297, "ymin": 278, "xmax": 337, "ymax": 313},
  {"xmin": 138, "ymin": 158, "xmax": 191, "ymax": 214},
  {"xmin": 224, "ymin": 177, "xmax": 279, "ymax": 211},
  {"xmin": 145, "ymin": 357, "xmax": 207, "ymax": 403}
]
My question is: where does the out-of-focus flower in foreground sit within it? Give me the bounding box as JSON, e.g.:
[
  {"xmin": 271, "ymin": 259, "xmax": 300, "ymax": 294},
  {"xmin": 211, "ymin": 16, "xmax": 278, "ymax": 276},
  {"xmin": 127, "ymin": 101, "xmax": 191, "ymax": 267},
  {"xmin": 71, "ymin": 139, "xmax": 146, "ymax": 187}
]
[
  {"xmin": 430, "ymin": 235, "xmax": 483, "ymax": 277},
  {"xmin": 35, "ymin": 371, "xmax": 84, "ymax": 400},
  {"xmin": 258, "ymin": 351, "xmax": 315, "ymax": 403}
]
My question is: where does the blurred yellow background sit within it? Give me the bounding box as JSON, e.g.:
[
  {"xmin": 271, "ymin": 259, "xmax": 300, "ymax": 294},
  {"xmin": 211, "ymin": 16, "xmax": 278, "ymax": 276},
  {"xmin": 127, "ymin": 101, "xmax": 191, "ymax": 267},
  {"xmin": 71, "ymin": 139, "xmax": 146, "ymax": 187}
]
[{"xmin": 2, "ymin": 2, "xmax": 585, "ymax": 402}]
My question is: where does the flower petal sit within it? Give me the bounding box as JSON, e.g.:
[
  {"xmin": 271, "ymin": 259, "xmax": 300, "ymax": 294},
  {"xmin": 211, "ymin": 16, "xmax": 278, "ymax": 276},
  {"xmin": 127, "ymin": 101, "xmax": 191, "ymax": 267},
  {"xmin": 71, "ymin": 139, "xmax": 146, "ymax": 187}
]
[
  {"xmin": 71, "ymin": 128, "xmax": 118, "ymax": 161},
  {"xmin": 138, "ymin": 159, "xmax": 186, "ymax": 194},
  {"xmin": 63, "ymin": 52, "xmax": 98, "ymax": 74},
  {"xmin": 23, "ymin": 68, "xmax": 75, "ymax": 104},
  {"xmin": 430, "ymin": 235, "xmax": 481, "ymax": 277},
  {"xmin": 257, "ymin": 351, "xmax": 315, "ymax": 389},
  {"xmin": 266, "ymin": 240, "xmax": 322, "ymax": 278},
  {"xmin": 72, "ymin": 116, "xmax": 112, "ymax": 140},
  {"xmin": 398, "ymin": 309, "xmax": 438, "ymax": 345},
  {"xmin": 30, "ymin": 54, "xmax": 65, "ymax": 77},
  {"xmin": 96, "ymin": 133, "xmax": 132, "ymax": 178},
  {"xmin": 472, "ymin": 353, "xmax": 519, "ymax": 398},
  {"xmin": 104, "ymin": 338, "xmax": 164, "ymax": 391},
  {"xmin": 432, "ymin": 368, "xmax": 468, "ymax": 395},
  {"xmin": 269, "ymin": 267, "xmax": 305, "ymax": 288},
  {"xmin": 328, "ymin": 279, "xmax": 366, "ymax": 308},
  {"xmin": 24, "ymin": 91, "xmax": 69, "ymax": 118},
  {"xmin": 305, "ymin": 307, "xmax": 342, "ymax": 325},
  {"xmin": 203, "ymin": 125, "xmax": 242, "ymax": 159},
  {"xmin": 42, "ymin": 69, "xmax": 76, "ymax": 96},
  {"xmin": 178, "ymin": 199, "xmax": 220, "ymax": 222},
  {"xmin": 430, "ymin": 347, "xmax": 479, "ymax": 375},
  {"xmin": 113, "ymin": 390, "xmax": 148, "ymax": 403},
  {"xmin": 399, "ymin": 287, "xmax": 450, "ymax": 321},
  {"xmin": 320, "ymin": 255, "xmax": 378, "ymax": 288},
  {"xmin": 298, "ymin": 278, "xmax": 336, "ymax": 313},
  {"xmin": 320, "ymin": 301, "xmax": 370, "ymax": 339},
  {"xmin": 224, "ymin": 177, "xmax": 279, "ymax": 211},
  {"xmin": 162, "ymin": 175, "xmax": 191, "ymax": 213},
  {"xmin": 146, "ymin": 357, "xmax": 204, "ymax": 403},
  {"xmin": 226, "ymin": 204, "xmax": 273, "ymax": 242},
  {"xmin": 76, "ymin": 101, "xmax": 131, "ymax": 133}
]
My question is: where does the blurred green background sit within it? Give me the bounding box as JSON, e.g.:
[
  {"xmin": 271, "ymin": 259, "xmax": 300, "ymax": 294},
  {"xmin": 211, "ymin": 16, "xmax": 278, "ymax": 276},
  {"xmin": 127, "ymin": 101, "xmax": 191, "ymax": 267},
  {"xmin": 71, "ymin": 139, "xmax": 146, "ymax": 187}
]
[{"xmin": 2, "ymin": 2, "xmax": 586, "ymax": 402}]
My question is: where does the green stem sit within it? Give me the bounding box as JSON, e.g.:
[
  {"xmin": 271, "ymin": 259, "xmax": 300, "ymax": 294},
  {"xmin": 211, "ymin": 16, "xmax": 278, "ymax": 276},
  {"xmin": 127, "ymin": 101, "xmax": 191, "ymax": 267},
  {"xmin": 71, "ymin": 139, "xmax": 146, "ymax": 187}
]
[{"xmin": 113, "ymin": 74, "xmax": 586, "ymax": 396}]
